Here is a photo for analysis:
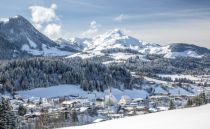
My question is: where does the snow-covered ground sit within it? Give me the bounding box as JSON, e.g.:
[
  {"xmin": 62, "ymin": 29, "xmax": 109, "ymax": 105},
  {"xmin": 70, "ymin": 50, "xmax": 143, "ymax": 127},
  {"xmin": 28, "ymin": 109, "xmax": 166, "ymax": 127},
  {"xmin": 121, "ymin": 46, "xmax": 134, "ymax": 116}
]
[
  {"xmin": 16, "ymin": 83, "xmax": 199, "ymax": 101},
  {"xmin": 59, "ymin": 104, "xmax": 210, "ymax": 129},
  {"xmin": 21, "ymin": 43, "xmax": 71, "ymax": 56},
  {"xmin": 158, "ymin": 74, "xmax": 210, "ymax": 84},
  {"xmin": 17, "ymin": 84, "xmax": 148, "ymax": 100},
  {"xmin": 110, "ymin": 52, "xmax": 137, "ymax": 60},
  {"xmin": 144, "ymin": 76, "xmax": 169, "ymax": 84}
]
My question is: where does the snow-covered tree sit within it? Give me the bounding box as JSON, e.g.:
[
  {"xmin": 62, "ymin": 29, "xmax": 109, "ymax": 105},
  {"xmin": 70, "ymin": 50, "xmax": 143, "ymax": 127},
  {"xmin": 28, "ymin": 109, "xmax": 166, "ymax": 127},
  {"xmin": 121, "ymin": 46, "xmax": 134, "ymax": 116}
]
[{"xmin": 0, "ymin": 97, "xmax": 19, "ymax": 129}]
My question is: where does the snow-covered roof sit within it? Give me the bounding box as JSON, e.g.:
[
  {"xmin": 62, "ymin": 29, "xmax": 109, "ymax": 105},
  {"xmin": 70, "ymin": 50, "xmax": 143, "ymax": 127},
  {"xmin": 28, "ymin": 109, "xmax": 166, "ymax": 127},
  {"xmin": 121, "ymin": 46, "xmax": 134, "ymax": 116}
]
[
  {"xmin": 62, "ymin": 100, "xmax": 80, "ymax": 105},
  {"xmin": 93, "ymin": 118, "xmax": 105, "ymax": 123}
]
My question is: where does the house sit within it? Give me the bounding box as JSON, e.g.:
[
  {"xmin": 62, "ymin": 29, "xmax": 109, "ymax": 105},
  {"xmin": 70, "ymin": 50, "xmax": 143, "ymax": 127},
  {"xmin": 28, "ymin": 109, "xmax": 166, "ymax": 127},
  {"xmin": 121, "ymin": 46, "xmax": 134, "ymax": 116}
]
[
  {"xmin": 124, "ymin": 106, "xmax": 135, "ymax": 112},
  {"xmin": 118, "ymin": 96, "xmax": 132, "ymax": 106},
  {"xmin": 95, "ymin": 98, "xmax": 105, "ymax": 108},
  {"xmin": 136, "ymin": 106, "xmax": 146, "ymax": 111},
  {"xmin": 150, "ymin": 95, "xmax": 170, "ymax": 103},
  {"xmin": 157, "ymin": 106, "xmax": 169, "ymax": 111},
  {"xmin": 10, "ymin": 99, "xmax": 24, "ymax": 110},
  {"xmin": 13, "ymin": 95, "xmax": 22, "ymax": 100},
  {"xmin": 170, "ymin": 96, "xmax": 186, "ymax": 107},
  {"xmin": 126, "ymin": 111, "xmax": 136, "ymax": 116},
  {"xmin": 26, "ymin": 97, "xmax": 40, "ymax": 105},
  {"xmin": 132, "ymin": 98, "xmax": 144, "ymax": 105},
  {"xmin": 148, "ymin": 107, "xmax": 158, "ymax": 113},
  {"xmin": 147, "ymin": 81, "xmax": 156, "ymax": 85},
  {"xmin": 108, "ymin": 113, "xmax": 124, "ymax": 119},
  {"xmin": 62, "ymin": 100, "xmax": 80, "ymax": 108},
  {"xmin": 79, "ymin": 107, "xmax": 89, "ymax": 113}
]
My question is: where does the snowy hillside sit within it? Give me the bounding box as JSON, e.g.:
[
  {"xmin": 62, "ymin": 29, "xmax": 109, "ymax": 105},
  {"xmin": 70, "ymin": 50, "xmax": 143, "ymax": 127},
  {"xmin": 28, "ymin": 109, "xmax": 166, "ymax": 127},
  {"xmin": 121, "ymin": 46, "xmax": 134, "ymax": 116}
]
[{"xmin": 59, "ymin": 104, "xmax": 210, "ymax": 129}]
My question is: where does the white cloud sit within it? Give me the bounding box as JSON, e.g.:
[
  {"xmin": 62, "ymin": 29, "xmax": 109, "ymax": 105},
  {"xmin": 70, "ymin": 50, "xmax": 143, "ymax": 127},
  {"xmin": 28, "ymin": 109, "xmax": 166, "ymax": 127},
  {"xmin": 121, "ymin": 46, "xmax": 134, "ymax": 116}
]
[
  {"xmin": 29, "ymin": 4, "xmax": 57, "ymax": 24},
  {"xmin": 29, "ymin": 4, "xmax": 62, "ymax": 39},
  {"xmin": 44, "ymin": 24, "xmax": 61, "ymax": 39},
  {"xmin": 114, "ymin": 14, "xmax": 127, "ymax": 22},
  {"xmin": 82, "ymin": 21, "xmax": 100, "ymax": 37}
]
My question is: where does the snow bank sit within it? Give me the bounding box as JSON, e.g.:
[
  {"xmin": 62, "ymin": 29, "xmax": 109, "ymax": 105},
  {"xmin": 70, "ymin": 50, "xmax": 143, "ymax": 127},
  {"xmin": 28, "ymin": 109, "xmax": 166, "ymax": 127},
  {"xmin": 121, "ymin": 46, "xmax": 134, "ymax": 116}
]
[{"xmin": 59, "ymin": 104, "xmax": 210, "ymax": 129}]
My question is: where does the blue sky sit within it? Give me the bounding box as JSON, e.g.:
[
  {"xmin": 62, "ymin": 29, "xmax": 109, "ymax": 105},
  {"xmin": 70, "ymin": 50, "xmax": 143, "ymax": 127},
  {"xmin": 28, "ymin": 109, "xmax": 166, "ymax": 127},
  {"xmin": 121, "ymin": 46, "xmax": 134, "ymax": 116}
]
[{"xmin": 0, "ymin": 0, "xmax": 210, "ymax": 48}]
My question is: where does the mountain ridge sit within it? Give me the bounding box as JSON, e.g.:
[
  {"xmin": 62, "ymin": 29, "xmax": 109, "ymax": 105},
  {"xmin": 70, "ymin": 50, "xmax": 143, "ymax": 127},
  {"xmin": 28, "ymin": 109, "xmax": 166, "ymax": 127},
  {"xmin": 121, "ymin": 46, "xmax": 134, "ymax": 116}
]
[
  {"xmin": 65, "ymin": 29, "xmax": 210, "ymax": 59},
  {"xmin": 0, "ymin": 15, "xmax": 210, "ymax": 60}
]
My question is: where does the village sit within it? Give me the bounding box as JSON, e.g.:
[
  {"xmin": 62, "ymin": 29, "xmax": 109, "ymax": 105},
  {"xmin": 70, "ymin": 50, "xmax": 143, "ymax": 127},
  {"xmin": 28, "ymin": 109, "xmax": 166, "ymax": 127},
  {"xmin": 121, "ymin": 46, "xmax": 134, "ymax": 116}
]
[{"xmin": 1, "ymin": 81, "xmax": 209, "ymax": 129}]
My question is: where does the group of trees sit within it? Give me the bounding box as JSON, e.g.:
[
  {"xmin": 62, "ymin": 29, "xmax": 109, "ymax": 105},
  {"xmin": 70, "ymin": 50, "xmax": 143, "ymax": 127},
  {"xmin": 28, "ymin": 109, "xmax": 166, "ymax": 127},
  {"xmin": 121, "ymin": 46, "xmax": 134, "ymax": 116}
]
[
  {"xmin": 186, "ymin": 92, "xmax": 209, "ymax": 107},
  {"xmin": 124, "ymin": 55, "xmax": 210, "ymax": 75},
  {"xmin": 0, "ymin": 97, "xmax": 19, "ymax": 129},
  {"xmin": 169, "ymin": 100, "xmax": 176, "ymax": 110},
  {"xmin": 0, "ymin": 57, "xmax": 133, "ymax": 93},
  {"xmin": 101, "ymin": 48, "xmax": 140, "ymax": 54}
]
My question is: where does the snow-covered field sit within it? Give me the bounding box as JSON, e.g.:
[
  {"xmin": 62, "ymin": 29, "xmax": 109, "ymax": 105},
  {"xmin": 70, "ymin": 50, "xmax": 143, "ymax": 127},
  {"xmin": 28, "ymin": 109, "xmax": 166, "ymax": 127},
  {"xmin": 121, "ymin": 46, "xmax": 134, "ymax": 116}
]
[
  {"xmin": 158, "ymin": 74, "xmax": 210, "ymax": 84},
  {"xmin": 17, "ymin": 84, "xmax": 148, "ymax": 100},
  {"xmin": 59, "ymin": 104, "xmax": 210, "ymax": 129},
  {"xmin": 16, "ymin": 83, "xmax": 200, "ymax": 101},
  {"xmin": 144, "ymin": 76, "xmax": 169, "ymax": 84},
  {"xmin": 110, "ymin": 53, "xmax": 137, "ymax": 60}
]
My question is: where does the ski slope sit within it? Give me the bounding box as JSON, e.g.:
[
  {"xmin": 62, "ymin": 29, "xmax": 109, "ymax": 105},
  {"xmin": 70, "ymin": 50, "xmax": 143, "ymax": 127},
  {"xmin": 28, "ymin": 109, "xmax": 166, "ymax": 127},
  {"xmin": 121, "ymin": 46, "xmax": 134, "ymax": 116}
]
[{"xmin": 59, "ymin": 104, "xmax": 210, "ymax": 129}]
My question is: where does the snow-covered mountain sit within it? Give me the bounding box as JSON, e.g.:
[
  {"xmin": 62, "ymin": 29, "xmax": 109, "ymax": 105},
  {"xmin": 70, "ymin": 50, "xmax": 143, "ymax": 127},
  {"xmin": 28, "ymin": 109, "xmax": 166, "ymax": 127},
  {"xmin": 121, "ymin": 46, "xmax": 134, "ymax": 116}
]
[
  {"xmin": 141, "ymin": 43, "xmax": 210, "ymax": 58},
  {"xmin": 55, "ymin": 37, "xmax": 92, "ymax": 51},
  {"xmin": 68, "ymin": 29, "xmax": 210, "ymax": 59},
  {"xmin": 0, "ymin": 15, "xmax": 77, "ymax": 59},
  {"xmin": 87, "ymin": 29, "xmax": 146, "ymax": 51},
  {"xmin": 68, "ymin": 29, "xmax": 156, "ymax": 60}
]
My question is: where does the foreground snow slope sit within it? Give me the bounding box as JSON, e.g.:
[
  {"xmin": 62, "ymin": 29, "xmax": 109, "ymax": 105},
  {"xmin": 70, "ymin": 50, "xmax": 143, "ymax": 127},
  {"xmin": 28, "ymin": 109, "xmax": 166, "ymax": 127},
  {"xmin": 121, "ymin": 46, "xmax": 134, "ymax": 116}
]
[{"xmin": 59, "ymin": 104, "xmax": 210, "ymax": 129}]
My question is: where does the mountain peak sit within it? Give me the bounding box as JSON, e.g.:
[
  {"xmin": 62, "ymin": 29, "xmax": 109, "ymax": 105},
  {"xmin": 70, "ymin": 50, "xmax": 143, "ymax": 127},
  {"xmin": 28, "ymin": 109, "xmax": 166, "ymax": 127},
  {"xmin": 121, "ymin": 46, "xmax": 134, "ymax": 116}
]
[
  {"xmin": 11, "ymin": 15, "xmax": 27, "ymax": 21},
  {"xmin": 0, "ymin": 15, "xmax": 27, "ymax": 24},
  {"xmin": 110, "ymin": 29, "xmax": 124, "ymax": 35},
  {"xmin": 105, "ymin": 29, "xmax": 125, "ymax": 38}
]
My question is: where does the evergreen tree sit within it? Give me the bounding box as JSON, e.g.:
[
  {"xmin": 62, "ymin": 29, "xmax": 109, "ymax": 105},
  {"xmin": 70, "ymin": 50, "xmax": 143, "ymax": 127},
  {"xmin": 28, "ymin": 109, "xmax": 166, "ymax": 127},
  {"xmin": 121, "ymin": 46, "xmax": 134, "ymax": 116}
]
[
  {"xmin": 193, "ymin": 93, "xmax": 207, "ymax": 106},
  {"xmin": 186, "ymin": 98, "xmax": 193, "ymax": 107},
  {"xmin": 194, "ymin": 96, "xmax": 202, "ymax": 106},
  {"xmin": 199, "ymin": 92, "xmax": 207, "ymax": 104},
  {"xmin": 0, "ymin": 97, "xmax": 19, "ymax": 129},
  {"xmin": 71, "ymin": 110, "xmax": 78, "ymax": 126},
  {"xmin": 169, "ymin": 100, "xmax": 176, "ymax": 110},
  {"xmin": 35, "ymin": 108, "xmax": 49, "ymax": 129},
  {"xmin": 18, "ymin": 105, "xmax": 27, "ymax": 116}
]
